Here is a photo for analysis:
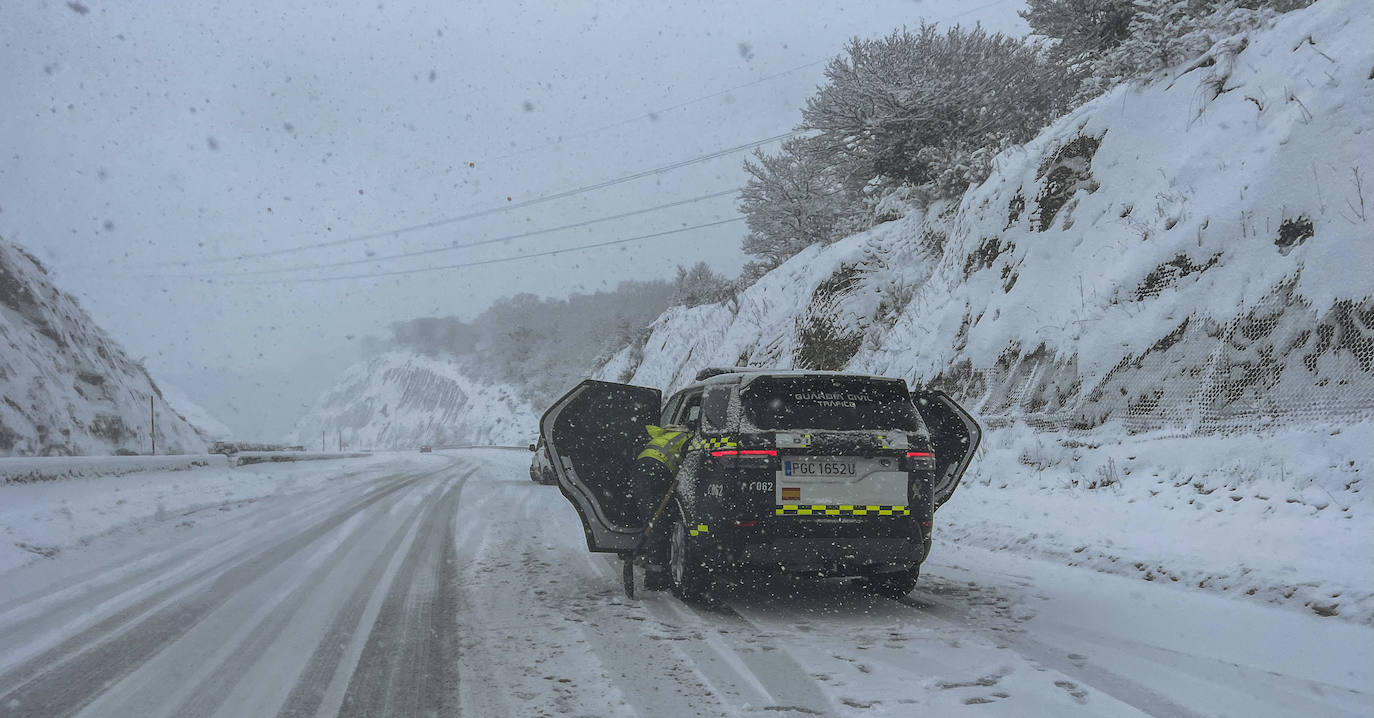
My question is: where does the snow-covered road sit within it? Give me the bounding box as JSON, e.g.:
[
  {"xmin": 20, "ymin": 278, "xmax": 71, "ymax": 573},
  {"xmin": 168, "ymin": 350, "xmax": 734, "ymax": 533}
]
[{"xmin": 1, "ymin": 450, "xmax": 1369, "ymax": 717}]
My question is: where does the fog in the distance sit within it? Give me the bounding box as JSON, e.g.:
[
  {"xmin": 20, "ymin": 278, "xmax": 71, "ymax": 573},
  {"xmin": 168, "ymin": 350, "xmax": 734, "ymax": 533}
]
[{"xmin": 0, "ymin": 0, "xmax": 1025, "ymax": 438}]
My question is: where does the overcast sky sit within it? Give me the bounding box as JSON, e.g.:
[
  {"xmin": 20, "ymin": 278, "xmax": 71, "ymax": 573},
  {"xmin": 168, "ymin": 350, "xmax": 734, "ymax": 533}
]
[{"xmin": 1, "ymin": 0, "xmax": 1027, "ymax": 438}]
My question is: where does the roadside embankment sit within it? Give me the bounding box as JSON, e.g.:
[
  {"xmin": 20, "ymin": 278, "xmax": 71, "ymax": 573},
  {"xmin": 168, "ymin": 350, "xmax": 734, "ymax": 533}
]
[{"xmin": 0, "ymin": 451, "xmax": 373, "ymax": 484}]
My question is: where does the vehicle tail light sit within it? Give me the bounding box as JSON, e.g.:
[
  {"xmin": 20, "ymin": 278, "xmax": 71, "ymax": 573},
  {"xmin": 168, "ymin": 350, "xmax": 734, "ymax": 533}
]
[
  {"xmin": 734, "ymin": 519, "xmax": 757, "ymax": 527},
  {"xmin": 710, "ymin": 449, "xmax": 778, "ymax": 457},
  {"xmin": 903, "ymin": 450, "xmax": 935, "ymax": 472}
]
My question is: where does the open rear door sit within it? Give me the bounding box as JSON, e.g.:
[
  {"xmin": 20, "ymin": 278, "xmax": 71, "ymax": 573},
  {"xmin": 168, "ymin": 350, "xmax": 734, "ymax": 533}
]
[
  {"xmin": 541, "ymin": 379, "xmax": 661, "ymax": 553},
  {"xmin": 912, "ymin": 390, "xmax": 982, "ymax": 511}
]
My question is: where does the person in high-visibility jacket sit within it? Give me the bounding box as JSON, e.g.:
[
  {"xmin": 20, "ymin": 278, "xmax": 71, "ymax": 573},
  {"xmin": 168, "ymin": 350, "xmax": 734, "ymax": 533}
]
[{"xmin": 631, "ymin": 424, "xmax": 691, "ymax": 590}]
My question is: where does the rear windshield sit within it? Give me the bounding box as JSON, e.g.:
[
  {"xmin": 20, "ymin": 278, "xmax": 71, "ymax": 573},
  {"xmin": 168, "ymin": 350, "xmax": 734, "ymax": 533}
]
[{"xmin": 741, "ymin": 376, "xmax": 922, "ymax": 431}]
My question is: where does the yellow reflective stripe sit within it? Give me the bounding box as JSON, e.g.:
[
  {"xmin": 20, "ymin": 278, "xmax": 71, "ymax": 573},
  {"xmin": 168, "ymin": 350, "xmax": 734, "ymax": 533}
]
[
  {"xmin": 688, "ymin": 524, "xmax": 709, "ymax": 537},
  {"xmin": 695, "ymin": 437, "xmax": 738, "ymax": 451},
  {"xmin": 774, "ymin": 505, "xmax": 909, "ymax": 516},
  {"xmin": 636, "ymin": 447, "xmax": 679, "ymax": 473},
  {"xmin": 646, "ymin": 430, "xmax": 687, "ymax": 449}
]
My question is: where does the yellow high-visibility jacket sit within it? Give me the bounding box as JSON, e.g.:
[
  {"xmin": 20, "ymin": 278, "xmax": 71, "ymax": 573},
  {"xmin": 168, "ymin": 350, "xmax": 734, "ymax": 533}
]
[{"xmin": 635, "ymin": 425, "xmax": 691, "ymax": 474}]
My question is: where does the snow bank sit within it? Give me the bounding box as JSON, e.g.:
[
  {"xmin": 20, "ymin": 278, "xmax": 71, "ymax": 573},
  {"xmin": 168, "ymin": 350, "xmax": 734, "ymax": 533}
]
[
  {"xmin": 232, "ymin": 451, "xmax": 370, "ymax": 466},
  {"xmin": 0, "ymin": 454, "xmax": 229, "ymax": 484},
  {"xmin": 942, "ymin": 419, "xmax": 1373, "ymax": 624},
  {"xmin": 0, "ymin": 451, "xmax": 372, "ymax": 482}
]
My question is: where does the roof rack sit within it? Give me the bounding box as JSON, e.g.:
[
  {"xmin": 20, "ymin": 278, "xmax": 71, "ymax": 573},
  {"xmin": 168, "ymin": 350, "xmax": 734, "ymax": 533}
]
[{"xmin": 693, "ymin": 366, "xmax": 765, "ymax": 381}]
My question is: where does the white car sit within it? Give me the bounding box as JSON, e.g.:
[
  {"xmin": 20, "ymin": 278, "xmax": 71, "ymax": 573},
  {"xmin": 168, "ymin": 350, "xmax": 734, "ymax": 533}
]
[{"xmin": 528, "ymin": 438, "xmax": 556, "ymax": 484}]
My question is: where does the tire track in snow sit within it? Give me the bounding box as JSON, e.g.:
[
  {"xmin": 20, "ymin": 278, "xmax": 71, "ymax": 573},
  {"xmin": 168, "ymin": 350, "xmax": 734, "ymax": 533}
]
[
  {"xmin": 157, "ymin": 473, "xmax": 451, "ymax": 718},
  {"xmin": 447, "ymin": 453, "xmax": 832, "ymax": 718},
  {"xmin": 336, "ymin": 469, "xmax": 465, "ymax": 717},
  {"xmin": 450, "ymin": 468, "xmax": 719, "ymax": 718},
  {"xmin": 275, "ymin": 464, "xmax": 472, "ymax": 718},
  {"xmin": 0, "ymin": 462, "xmax": 436, "ymax": 671},
  {"xmin": 579, "ymin": 555, "xmax": 837, "ymax": 716},
  {"xmin": 0, "ymin": 466, "xmax": 442, "ymax": 718},
  {"xmin": 671, "ymin": 598, "xmax": 834, "ymax": 715},
  {"xmin": 0, "ymin": 464, "xmax": 387, "ymax": 628},
  {"xmin": 897, "ymin": 591, "xmax": 1208, "ymax": 718}
]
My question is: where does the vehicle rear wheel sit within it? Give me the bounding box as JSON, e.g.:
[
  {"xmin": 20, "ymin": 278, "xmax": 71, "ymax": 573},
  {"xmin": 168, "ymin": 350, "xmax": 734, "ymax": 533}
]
[
  {"xmin": 668, "ymin": 504, "xmax": 711, "ymax": 601},
  {"xmin": 621, "ymin": 553, "xmax": 636, "ymax": 599},
  {"xmin": 865, "ymin": 566, "xmax": 920, "ymax": 599}
]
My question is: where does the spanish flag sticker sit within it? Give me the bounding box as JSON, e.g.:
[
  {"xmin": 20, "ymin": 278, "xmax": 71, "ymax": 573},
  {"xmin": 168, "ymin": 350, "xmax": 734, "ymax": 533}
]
[{"xmin": 781, "ymin": 487, "xmax": 801, "ymax": 501}]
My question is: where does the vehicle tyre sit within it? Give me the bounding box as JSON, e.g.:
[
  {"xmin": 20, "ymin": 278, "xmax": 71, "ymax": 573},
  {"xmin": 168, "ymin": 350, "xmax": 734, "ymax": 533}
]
[
  {"xmin": 865, "ymin": 566, "xmax": 920, "ymax": 599},
  {"xmin": 621, "ymin": 554, "xmax": 636, "ymax": 599},
  {"xmin": 668, "ymin": 502, "xmax": 712, "ymax": 601},
  {"xmin": 541, "ymin": 468, "xmax": 557, "ymax": 485}
]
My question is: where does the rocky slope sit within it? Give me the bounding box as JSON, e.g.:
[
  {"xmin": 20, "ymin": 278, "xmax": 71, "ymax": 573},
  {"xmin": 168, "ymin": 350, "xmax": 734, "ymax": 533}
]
[
  {"xmin": 601, "ymin": 1, "xmax": 1374, "ymax": 434},
  {"xmin": 287, "ymin": 352, "xmax": 536, "ymax": 450},
  {"xmin": 0, "ymin": 238, "xmax": 211, "ymax": 455}
]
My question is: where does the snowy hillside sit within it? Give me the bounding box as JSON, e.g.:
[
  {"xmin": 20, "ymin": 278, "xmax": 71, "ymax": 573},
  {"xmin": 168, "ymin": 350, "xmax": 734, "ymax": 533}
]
[
  {"xmin": 0, "ymin": 238, "xmax": 211, "ymax": 455},
  {"xmin": 592, "ymin": 1, "xmax": 1374, "ymax": 621},
  {"xmin": 287, "ymin": 351, "xmax": 538, "ymax": 450},
  {"xmin": 604, "ymin": 1, "xmax": 1374, "ymax": 433}
]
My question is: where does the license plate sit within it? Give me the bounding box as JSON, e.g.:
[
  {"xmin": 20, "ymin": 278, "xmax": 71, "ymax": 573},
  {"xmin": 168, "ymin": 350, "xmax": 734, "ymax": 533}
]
[{"xmin": 782, "ymin": 459, "xmax": 857, "ymax": 477}]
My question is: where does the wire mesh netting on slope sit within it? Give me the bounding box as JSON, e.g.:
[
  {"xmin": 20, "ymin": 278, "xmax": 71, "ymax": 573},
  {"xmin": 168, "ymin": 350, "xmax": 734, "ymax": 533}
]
[{"xmin": 944, "ymin": 288, "xmax": 1374, "ymax": 436}]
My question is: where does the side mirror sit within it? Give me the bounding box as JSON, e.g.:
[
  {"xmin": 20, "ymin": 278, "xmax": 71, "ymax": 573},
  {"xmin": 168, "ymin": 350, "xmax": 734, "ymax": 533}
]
[{"xmin": 528, "ymin": 443, "xmax": 538, "ymax": 452}]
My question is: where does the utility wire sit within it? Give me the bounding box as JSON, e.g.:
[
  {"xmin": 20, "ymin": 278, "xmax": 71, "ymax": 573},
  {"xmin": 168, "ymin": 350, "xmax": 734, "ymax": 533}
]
[
  {"xmin": 176, "ymin": 188, "xmax": 739, "ymax": 279},
  {"xmin": 162, "ymin": 217, "xmax": 746, "ymax": 285},
  {"xmin": 128, "ymin": 130, "xmax": 796, "ymax": 271},
  {"xmin": 101, "ymin": 0, "xmax": 1008, "ymax": 275}
]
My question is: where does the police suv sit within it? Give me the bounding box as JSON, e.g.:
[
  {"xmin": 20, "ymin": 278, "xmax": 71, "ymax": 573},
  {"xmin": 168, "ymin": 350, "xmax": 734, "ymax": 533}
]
[{"xmin": 540, "ymin": 368, "xmax": 980, "ymax": 600}]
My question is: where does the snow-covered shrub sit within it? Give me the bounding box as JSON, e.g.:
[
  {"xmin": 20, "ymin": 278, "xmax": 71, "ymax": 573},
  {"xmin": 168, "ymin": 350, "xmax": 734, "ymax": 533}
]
[
  {"xmin": 672, "ymin": 262, "xmax": 734, "ymax": 308},
  {"xmin": 1023, "ymin": 0, "xmax": 1315, "ymax": 101},
  {"xmin": 1021, "ymin": 0, "xmax": 1137, "ymax": 80},
  {"xmin": 794, "ymin": 264, "xmax": 865, "ymax": 370},
  {"xmin": 1087, "ymin": 1, "xmax": 1286, "ymax": 94}
]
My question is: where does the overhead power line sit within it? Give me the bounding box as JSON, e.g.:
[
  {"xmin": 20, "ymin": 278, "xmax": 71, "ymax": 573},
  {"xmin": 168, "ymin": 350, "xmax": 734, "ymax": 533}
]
[
  {"xmin": 131, "ymin": 130, "xmax": 797, "ymax": 271},
  {"xmin": 189, "ymin": 188, "xmax": 740, "ymax": 279},
  {"xmin": 159, "ymin": 217, "xmax": 746, "ymax": 285},
  {"xmin": 94, "ymin": 0, "xmax": 1010, "ymax": 277}
]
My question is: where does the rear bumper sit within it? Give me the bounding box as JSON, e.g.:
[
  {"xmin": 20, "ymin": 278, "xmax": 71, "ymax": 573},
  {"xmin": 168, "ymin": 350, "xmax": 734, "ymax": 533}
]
[{"xmin": 714, "ymin": 536, "xmax": 922, "ymax": 573}]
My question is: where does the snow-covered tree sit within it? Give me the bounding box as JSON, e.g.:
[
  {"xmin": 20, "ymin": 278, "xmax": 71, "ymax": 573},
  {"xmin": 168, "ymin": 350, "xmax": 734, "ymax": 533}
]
[
  {"xmin": 381, "ymin": 280, "xmax": 677, "ymax": 406},
  {"xmin": 800, "ymin": 25, "xmax": 1071, "ymax": 202},
  {"xmin": 739, "ymin": 137, "xmax": 859, "ymax": 266}
]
